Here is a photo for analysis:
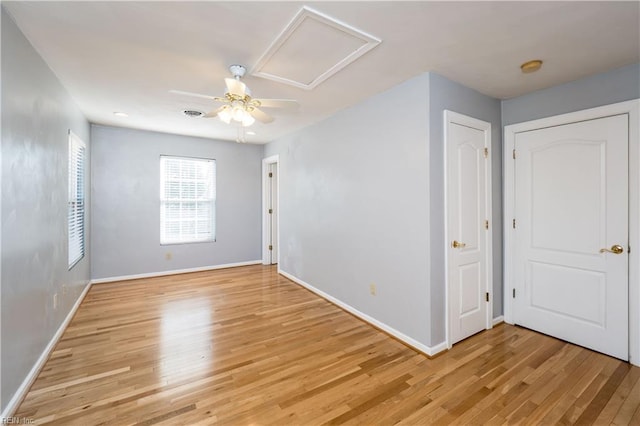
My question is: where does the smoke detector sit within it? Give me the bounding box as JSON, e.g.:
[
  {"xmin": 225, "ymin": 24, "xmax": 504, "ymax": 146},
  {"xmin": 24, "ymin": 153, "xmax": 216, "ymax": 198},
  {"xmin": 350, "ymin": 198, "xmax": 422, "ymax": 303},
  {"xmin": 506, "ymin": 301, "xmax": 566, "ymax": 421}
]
[{"xmin": 521, "ymin": 59, "xmax": 543, "ymax": 74}]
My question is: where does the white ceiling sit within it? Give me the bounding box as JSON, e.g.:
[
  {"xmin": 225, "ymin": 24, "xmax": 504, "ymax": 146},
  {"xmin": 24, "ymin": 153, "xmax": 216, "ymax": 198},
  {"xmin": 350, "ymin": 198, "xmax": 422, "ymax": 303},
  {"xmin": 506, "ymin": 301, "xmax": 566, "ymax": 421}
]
[{"xmin": 4, "ymin": 1, "xmax": 639, "ymax": 144}]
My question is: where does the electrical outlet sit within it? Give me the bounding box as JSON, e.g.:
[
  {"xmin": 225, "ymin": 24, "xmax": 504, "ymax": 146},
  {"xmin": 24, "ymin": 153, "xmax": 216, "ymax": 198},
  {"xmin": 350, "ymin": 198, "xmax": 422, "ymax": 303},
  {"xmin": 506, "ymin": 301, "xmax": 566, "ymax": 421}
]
[
  {"xmin": 165, "ymin": 252, "xmax": 172, "ymax": 260},
  {"xmin": 53, "ymin": 293, "xmax": 58, "ymax": 310},
  {"xmin": 369, "ymin": 283, "xmax": 377, "ymax": 296}
]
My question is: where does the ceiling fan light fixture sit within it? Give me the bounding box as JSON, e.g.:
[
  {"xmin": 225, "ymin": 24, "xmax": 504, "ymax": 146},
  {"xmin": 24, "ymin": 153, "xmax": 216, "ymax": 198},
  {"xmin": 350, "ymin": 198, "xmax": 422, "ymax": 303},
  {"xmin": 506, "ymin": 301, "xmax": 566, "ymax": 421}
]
[
  {"xmin": 232, "ymin": 105, "xmax": 246, "ymax": 122},
  {"xmin": 171, "ymin": 63, "xmax": 297, "ymax": 133},
  {"xmin": 218, "ymin": 106, "xmax": 232, "ymax": 124},
  {"xmin": 242, "ymin": 114, "xmax": 255, "ymax": 127}
]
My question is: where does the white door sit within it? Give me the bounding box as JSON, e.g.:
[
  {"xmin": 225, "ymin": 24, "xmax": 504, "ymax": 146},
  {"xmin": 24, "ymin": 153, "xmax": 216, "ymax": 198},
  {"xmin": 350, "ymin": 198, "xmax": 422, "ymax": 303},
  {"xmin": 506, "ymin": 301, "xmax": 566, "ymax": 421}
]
[
  {"xmin": 268, "ymin": 164, "xmax": 278, "ymax": 265},
  {"xmin": 446, "ymin": 111, "xmax": 492, "ymax": 346},
  {"xmin": 513, "ymin": 114, "xmax": 629, "ymax": 360}
]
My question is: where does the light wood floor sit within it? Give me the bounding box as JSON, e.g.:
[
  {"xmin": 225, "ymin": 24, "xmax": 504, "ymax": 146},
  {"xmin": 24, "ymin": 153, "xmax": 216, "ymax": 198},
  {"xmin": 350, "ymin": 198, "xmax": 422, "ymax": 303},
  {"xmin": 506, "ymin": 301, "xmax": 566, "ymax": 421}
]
[{"xmin": 15, "ymin": 265, "xmax": 640, "ymax": 425}]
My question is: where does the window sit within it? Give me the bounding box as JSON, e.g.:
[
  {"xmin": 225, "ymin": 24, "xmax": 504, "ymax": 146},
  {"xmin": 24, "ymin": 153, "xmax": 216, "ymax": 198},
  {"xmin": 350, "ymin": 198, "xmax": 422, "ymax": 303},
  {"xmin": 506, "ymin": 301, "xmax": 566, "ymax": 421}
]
[
  {"xmin": 160, "ymin": 156, "xmax": 216, "ymax": 244},
  {"xmin": 68, "ymin": 131, "xmax": 86, "ymax": 268}
]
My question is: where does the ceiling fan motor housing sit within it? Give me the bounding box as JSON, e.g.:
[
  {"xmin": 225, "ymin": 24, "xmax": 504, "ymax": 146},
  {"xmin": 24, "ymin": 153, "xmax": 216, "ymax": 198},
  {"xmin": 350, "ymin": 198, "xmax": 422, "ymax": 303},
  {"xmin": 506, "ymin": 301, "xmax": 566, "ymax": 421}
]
[{"xmin": 229, "ymin": 64, "xmax": 247, "ymax": 79}]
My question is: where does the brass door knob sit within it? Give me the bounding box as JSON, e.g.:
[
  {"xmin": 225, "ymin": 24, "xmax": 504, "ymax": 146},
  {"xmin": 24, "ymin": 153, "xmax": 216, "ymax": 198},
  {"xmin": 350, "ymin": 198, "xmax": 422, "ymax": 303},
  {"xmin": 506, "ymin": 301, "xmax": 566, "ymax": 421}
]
[
  {"xmin": 599, "ymin": 245, "xmax": 625, "ymax": 254},
  {"xmin": 452, "ymin": 240, "xmax": 466, "ymax": 249}
]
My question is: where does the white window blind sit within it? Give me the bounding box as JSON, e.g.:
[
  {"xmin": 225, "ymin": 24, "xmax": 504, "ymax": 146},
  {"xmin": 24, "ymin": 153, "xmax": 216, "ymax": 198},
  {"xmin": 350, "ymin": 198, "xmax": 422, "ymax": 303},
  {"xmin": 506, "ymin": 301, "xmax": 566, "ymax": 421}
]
[
  {"xmin": 68, "ymin": 131, "xmax": 86, "ymax": 268},
  {"xmin": 160, "ymin": 156, "xmax": 216, "ymax": 244}
]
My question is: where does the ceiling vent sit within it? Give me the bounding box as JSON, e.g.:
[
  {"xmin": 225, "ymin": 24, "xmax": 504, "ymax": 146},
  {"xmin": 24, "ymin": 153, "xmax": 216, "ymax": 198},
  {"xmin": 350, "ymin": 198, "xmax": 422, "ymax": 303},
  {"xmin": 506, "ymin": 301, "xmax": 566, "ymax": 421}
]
[
  {"xmin": 183, "ymin": 110, "xmax": 204, "ymax": 117},
  {"xmin": 251, "ymin": 6, "xmax": 381, "ymax": 90}
]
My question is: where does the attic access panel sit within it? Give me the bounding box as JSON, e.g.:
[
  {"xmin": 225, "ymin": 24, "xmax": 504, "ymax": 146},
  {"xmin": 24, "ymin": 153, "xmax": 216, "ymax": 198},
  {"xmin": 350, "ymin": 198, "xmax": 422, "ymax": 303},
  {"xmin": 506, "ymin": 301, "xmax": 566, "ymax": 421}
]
[{"xmin": 251, "ymin": 6, "xmax": 381, "ymax": 90}]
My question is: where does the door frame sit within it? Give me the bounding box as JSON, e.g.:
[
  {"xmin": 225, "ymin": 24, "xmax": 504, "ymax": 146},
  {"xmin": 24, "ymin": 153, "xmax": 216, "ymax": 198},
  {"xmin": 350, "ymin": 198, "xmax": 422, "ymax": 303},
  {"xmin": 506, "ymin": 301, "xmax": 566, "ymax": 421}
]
[
  {"xmin": 444, "ymin": 110, "xmax": 493, "ymax": 349},
  {"xmin": 503, "ymin": 99, "xmax": 640, "ymax": 366},
  {"xmin": 262, "ymin": 155, "xmax": 279, "ymax": 265}
]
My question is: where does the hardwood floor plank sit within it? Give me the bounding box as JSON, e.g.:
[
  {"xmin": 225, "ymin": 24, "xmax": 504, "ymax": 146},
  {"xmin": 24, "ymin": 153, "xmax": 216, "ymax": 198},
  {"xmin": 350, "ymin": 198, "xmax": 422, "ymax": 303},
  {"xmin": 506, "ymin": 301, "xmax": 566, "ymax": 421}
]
[
  {"xmin": 132, "ymin": 403, "xmax": 197, "ymax": 426},
  {"xmin": 323, "ymin": 373, "xmax": 412, "ymax": 424},
  {"xmin": 574, "ymin": 363, "xmax": 632, "ymax": 424},
  {"xmin": 594, "ymin": 366, "xmax": 640, "ymax": 424},
  {"xmin": 611, "ymin": 374, "xmax": 640, "ymax": 425},
  {"xmin": 11, "ymin": 265, "xmax": 639, "ymax": 425},
  {"xmin": 523, "ymin": 351, "xmax": 595, "ymax": 424}
]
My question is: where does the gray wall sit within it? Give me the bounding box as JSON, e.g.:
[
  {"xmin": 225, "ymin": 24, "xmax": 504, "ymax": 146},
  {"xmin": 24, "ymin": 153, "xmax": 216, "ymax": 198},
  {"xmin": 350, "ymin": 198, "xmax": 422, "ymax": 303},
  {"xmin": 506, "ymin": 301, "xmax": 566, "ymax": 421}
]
[
  {"xmin": 428, "ymin": 73, "xmax": 503, "ymax": 343},
  {"xmin": 502, "ymin": 63, "xmax": 640, "ymax": 126},
  {"xmin": 1, "ymin": 7, "xmax": 91, "ymax": 412},
  {"xmin": 267, "ymin": 64, "xmax": 638, "ymax": 348},
  {"xmin": 91, "ymin": 125, "xmax": 263, "ymax": 280},
  {"xmin": 265, "ymin": 74, "xmax": 434, "ymax": 346},
  {"xmin": 265, "ymin": 72, "xmax": 503, "ymax": 348}
]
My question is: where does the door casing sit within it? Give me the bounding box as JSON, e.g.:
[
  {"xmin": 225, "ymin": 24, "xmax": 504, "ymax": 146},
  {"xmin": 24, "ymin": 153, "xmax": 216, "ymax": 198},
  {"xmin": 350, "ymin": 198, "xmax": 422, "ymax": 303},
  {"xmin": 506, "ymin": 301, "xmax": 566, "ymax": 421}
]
[
  {"xmin": 503, "ymin": 99, "xmax": 640, "ymax": 366},
  {"xmin": 444, "ymin": 110, "xmax": 493, "ymax": 348}
]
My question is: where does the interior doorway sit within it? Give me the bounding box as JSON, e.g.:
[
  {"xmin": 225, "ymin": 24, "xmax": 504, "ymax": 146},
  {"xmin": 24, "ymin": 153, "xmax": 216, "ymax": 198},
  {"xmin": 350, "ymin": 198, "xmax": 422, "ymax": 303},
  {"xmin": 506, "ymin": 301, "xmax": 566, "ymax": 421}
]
[
  {"xmin": 514, "ymin": 115, "xmax": 628, "ymax": 360},
  {"xmin": 504, "ymin": 100, "xmax": 640, "ymax": 365},
  {"xmin": 444, "ymin": 110, "xmax": 493, "ymax": 347},
  {"xmin": 262, "ymin": 155, "xmax": 279, "ymax": 265}
]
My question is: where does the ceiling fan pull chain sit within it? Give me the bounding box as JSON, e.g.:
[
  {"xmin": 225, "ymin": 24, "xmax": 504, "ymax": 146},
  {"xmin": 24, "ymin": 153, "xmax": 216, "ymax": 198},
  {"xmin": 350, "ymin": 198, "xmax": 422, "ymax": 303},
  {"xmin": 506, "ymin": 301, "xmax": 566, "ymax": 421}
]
[{"xmin": 236, "ymin": 126, "xmax": 246, "ymax": 143}]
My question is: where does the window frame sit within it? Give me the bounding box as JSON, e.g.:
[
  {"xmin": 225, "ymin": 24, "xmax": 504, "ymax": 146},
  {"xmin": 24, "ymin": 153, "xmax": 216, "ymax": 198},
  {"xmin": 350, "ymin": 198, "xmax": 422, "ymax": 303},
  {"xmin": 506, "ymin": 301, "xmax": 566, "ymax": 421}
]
[
  {"xmin": 68, "ymin": 130, "xmax": 86, "ymax": 269},
  {"xmin": 159, "ymin": 155, "xmax": 216, "ymax": 245}
]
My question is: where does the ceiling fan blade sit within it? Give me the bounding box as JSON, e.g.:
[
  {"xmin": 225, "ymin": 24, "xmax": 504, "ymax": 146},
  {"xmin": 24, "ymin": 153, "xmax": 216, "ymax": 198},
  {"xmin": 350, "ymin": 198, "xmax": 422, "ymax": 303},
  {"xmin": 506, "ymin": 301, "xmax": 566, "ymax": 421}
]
[
  {"xmin": 169, "ymin": 89, "xmax": 219, "ymax": 101},
  {"xmin": 225, "ymin": 78, "xmax": 246, "ymax": 97},
  {"xmin": 203, "ymin": 105, "xmax": 227, "ymax": 118},
  {"xmin": 253, "ymin": 98, "xmax": 299, "ymax": 109},
  {"xmin": 250, "ymin": 107, "xmax": 274, "ymax": 124}
]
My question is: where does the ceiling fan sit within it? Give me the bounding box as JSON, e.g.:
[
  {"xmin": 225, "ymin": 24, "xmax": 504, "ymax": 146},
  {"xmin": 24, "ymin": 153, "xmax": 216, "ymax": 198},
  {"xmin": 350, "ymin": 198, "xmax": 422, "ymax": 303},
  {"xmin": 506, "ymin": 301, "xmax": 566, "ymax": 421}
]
[{"xmin": 171, "ymin": 64, "xmax": 298, "ymax": 127}]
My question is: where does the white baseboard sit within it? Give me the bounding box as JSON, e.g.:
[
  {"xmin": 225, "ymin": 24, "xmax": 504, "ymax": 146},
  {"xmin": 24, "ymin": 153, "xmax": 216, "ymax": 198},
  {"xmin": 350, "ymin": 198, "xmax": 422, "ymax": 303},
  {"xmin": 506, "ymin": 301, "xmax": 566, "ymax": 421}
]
[
  {"xmin": 278, "ymin": 270, "xmax": 447, "ymax": 357},
  {"xmin": 1, "ymin": 280, "xmax": 93, "ymax": 418},
  {"xmin": 429, "ymin": 341, "xmax": 449, "ymax": 356},
  {"xmin": 91, "ymin": 260, "xmax": 263, "ymax": 284},
  {"xmin": 493, "ymin": 315, "xmax": 505, "ymax": 326}
]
